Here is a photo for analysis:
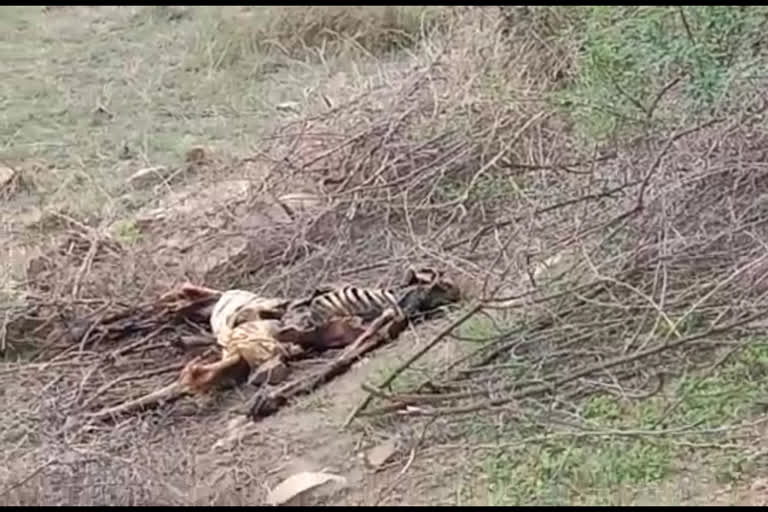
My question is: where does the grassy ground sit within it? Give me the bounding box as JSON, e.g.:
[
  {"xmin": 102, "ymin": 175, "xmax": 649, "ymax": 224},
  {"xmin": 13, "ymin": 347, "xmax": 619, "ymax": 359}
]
[
  {"xmin": 0, "ymin": 6, "xmax": 439, "ymax": 220},
  {"xmin": 4, "ymin": 5, "xmax": 768, "ymax": 506},
  {"xmin": 471, "ymin": 342, "xmax": 768, "ymax": 505}
]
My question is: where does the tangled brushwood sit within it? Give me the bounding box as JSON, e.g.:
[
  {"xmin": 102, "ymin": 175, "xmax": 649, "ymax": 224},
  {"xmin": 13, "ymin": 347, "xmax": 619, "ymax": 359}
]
[
  {"xmin": 350, "ymin": 108, "xmax": 768, "ymax": 423},
  {"xmin": 3, "ymin": 8, "xmax": 768, "ymax": 468}
]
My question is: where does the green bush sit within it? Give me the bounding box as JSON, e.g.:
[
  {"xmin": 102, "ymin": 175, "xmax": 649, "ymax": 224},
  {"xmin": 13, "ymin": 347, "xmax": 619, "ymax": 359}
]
[{"xmin": 556, "ymin": 6, "xmax": 768, "ymax": 140}]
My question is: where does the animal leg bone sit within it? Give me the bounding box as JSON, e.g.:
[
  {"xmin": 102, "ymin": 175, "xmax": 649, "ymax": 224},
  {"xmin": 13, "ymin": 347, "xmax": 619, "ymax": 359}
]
[
  {"xmin": 180, "ymin": 353, "xmax": 243, "ymax": 393},
  {"xmin": 158, "ymin": 283, "xmax": 222, "ymax": 303},
  {"xmin": 85, "ymin": 352, "xmax": 246, "ymax": 421}
]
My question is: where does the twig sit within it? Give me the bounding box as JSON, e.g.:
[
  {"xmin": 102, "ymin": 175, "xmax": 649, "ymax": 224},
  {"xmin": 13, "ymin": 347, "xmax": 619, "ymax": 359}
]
[
  {"xmin": 647, "ymin": 77, "xmax": 682, "ymax": 120},
  {"xmin": 85, "ymin": 380, "xmax": 186, "ymax": 421},
  {"xmin": 79, "ymin": 362, "xmax": 186, "ymax": 410},
  {"xmin": 637, "ymin": 118, "xmax": 724, "ymax": 209},
  {"xmin": 71, "ymin": 235, "xmax": 100, "ymax": 300},
  {"xmin": 343, "ymin": 301, "xmax": 484, "ymax": 426},
  {"xmin": 678, "ymin": 7, "xmax": 696, "ymax": 45},
  {"xmin": 248, "ymin": 311, "xmax": 398, "ymax": 421},
  {"xmin": 0, "ymin": 459, "xmax": 54, "ymax": 499},
  {"xmin": 373, "ymin": 416, "xmax": 436, "ymax": 506},
  {"xmin": 360, "ymin": 310, "xmax": 768, "ymax": 417},
  {"xmin": 649, "ymin": 342, "xmax": 746, "ymax": 429}
]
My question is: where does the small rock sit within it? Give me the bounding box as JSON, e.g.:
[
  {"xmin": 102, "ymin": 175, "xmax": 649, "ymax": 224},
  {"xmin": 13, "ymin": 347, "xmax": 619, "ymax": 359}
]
[
  {"xmin": 248, "ymin": 358, "xmax": 290, "ymax": 386},
  {"xmin": 185, "ymin": 146, "xmax": 206, "ymax": 164},
  {"xmin": 118, "ymin": 143, "xmax": 134, "ymax": 160},
  {"xmin": 91, "ymin": 105, "xmax": 114, "ymax": 126},
  {"xmin": 266, "ymin": 471, "xmax": 347, "ymax": 506},
  {"xmin": 365, "ymin": 438, "xmax": 397, "ymax": 471}
]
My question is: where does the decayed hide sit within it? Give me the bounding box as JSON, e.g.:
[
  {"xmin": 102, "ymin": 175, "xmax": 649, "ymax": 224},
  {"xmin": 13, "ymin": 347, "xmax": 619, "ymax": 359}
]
[
  {"xmin": 181, "ymin": 291, "xmax": 302, "ymax": 393},
  {"xmin": 86, "ymin": 287, "xmax": 306, "ymax": 420}
]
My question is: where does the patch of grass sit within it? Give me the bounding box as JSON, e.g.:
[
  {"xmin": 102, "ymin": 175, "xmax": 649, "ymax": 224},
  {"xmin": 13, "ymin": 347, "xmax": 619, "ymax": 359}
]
[
  {"xmin": 111, "ymin": 218, "xmax": 142, "ymax": 245},
  {"xmin": 368, "ymin": 354, "xmax": 427, "ymax": 395},
  {"xmin": 582, "ymin": 343, "xmax": 768, "ymax": 431},
  {"xmin": 437, "ymin": 174, "xmax": 527, "ymax": 205},
  {"xmin": 485, "ymin": 435, "xmax": 669, "ymax": 505},
  {"xmin": 0, "ymin": 6, "xmax": 440, "ymax": 222},
  {"xmin": 477, "ymin": 342, "xmax": 768, "ymax": 505},
  {"xmin": 455, "ymin": 314, "xmax": 502, "ymax": 344},
  {"xmin": 185, "ymin": 6, "xmax": 443, "ymax": 71}
]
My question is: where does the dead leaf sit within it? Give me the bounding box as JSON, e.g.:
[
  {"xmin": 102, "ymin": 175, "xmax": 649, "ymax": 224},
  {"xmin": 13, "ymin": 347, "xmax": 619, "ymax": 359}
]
[
  {"xmin": 365, "ymin": 438, "xmax": 397, "ymax": 470},
  {"xmin": 266, "ymin": 471, "xmax": 346, "ymax": 506},
  {"xmin": 127, "ymin": 166, "xmax": 168, "ymax": 185},
  {"xmin": 0, "ymin": 164, "xmax": 15, "ymax": 188},
  {"xmin": 276, "ymin": 102, "xmax": 300, "ymax": 113}
]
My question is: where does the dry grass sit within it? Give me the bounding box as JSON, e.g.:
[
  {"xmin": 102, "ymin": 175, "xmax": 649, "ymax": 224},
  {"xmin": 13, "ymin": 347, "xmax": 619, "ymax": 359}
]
[
  {"xmin": 0, "ymin": 6, "xmax": 440, "ymax": 221},
  {"xmin": 197, "ymin": 6, "xmax": 445, "ymax": 60},
  {"xmin": 4, "ymin": 5, "xmax": 768, "ymax": 506}
]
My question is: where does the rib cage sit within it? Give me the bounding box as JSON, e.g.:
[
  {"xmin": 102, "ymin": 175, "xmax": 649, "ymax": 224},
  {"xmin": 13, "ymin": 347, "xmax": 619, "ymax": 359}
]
[
  {"xmin": 210, "ymin": 290, "xmax": 260, "ymax": 338},
  {"xmin": 309, "ymin": 286, "xmax": 402, "ymax": 325},
  {"xmin": 301, "ymin": 267, "xmax": 455, "ymax": 327}
]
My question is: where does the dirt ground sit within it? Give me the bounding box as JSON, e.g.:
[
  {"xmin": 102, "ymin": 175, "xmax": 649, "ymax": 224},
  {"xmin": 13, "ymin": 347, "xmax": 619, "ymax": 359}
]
[{"xmin": 1, "ymin": 309, "xmax": 477, "ymax": 505}]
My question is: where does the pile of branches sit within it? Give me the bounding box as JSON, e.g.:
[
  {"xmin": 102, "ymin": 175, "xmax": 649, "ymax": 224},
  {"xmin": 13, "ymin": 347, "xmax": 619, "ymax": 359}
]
[{"xmin": 347, "ymin": 96, "xmax": 768, "ymax": 424}]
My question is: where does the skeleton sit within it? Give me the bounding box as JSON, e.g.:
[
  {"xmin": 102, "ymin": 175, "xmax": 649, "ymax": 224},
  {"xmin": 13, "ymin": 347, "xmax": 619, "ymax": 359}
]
[
  {"xmin": 86, "ymin": 268, "xmax": 461, "ymax": 421},
  {"xmin": 246, "ymin": 267, "xmax": 463, "ymax": 419},
  {"xmin": 289, "ymin": 267, "xmax": 461, "ymax": 340}
]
